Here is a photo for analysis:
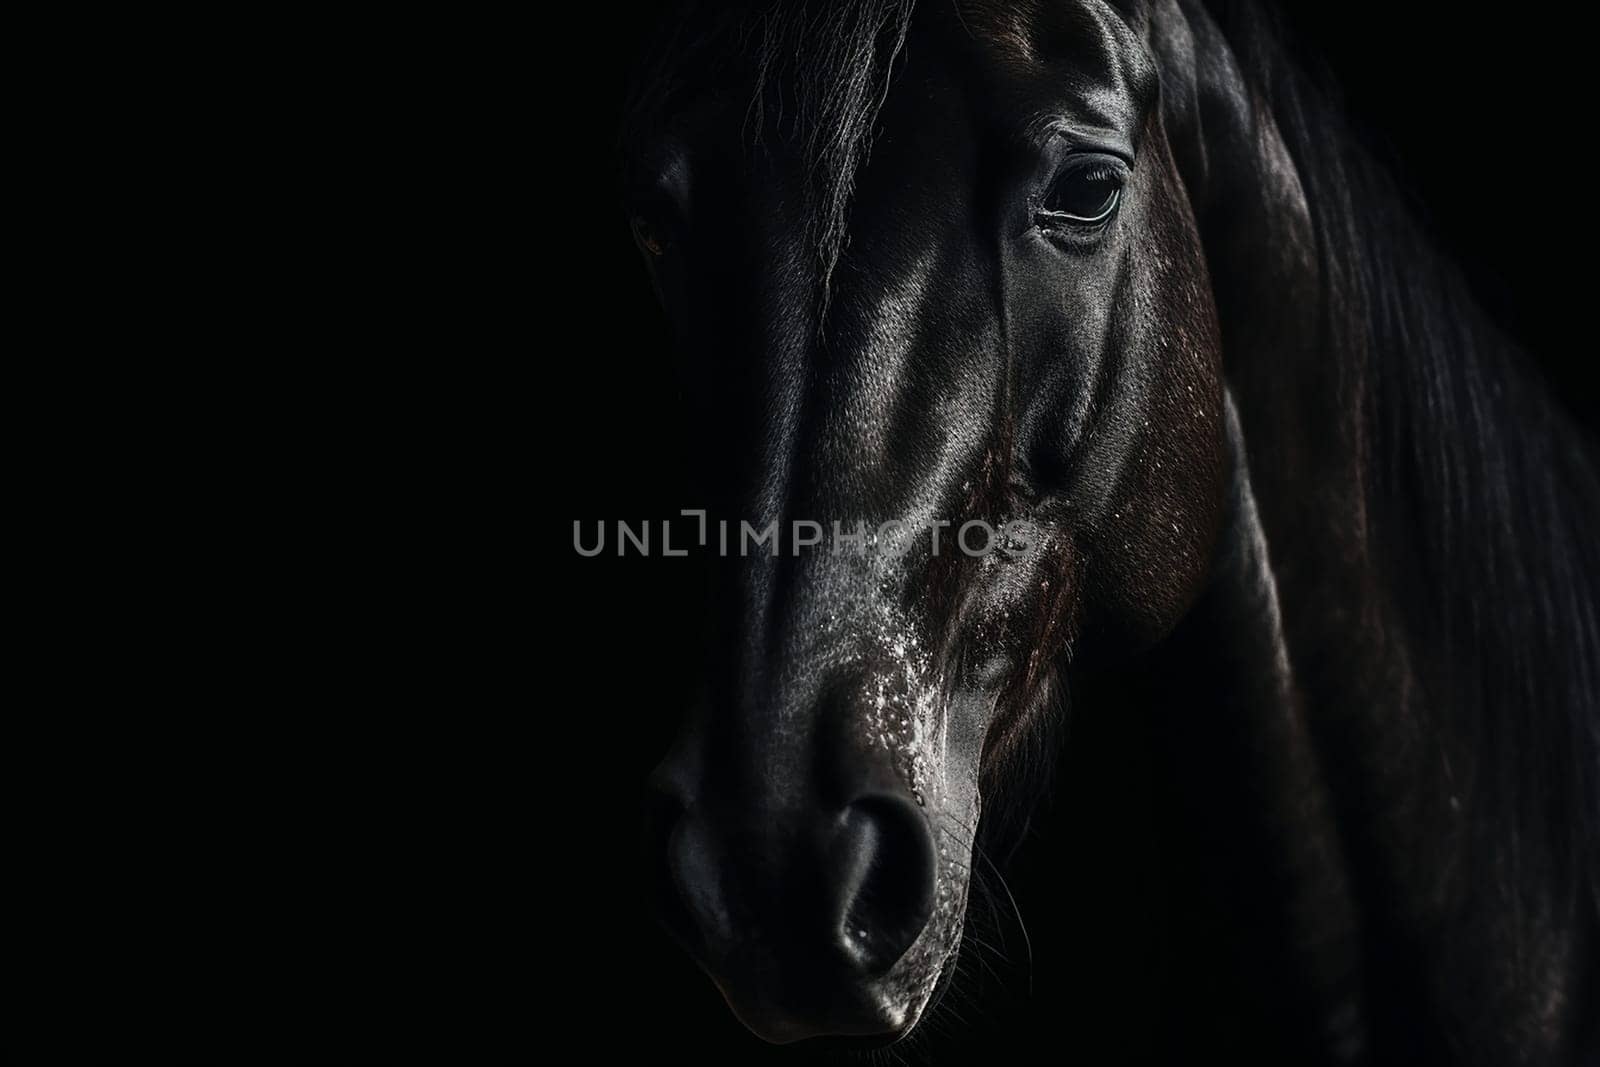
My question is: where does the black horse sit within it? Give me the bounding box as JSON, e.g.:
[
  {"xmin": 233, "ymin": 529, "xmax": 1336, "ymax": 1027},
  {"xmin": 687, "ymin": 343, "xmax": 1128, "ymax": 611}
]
[{"xmin": 621, "ymin": 1, "xmax": 1600, "ymax": 1062}]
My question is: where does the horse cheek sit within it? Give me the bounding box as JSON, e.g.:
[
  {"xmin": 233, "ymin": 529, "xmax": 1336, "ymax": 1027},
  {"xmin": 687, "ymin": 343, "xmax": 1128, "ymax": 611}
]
[{"xmin": 1087, "ymin": 159, "xmax": 1228, "ymax": 653}]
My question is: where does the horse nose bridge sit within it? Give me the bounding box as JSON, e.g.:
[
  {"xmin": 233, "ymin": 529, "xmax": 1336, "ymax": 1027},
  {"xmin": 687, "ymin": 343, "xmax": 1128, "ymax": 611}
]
[
  {"xmin": 651, "ymin": 669, "xmax": 935, "ymax": 906},
  {"xmin": 685, "ymin": 635, "xmax": 929, "ymax": 809},
  {"xmin": 804, "ymin": 669, "xmax": 927, "ymax": 802}
]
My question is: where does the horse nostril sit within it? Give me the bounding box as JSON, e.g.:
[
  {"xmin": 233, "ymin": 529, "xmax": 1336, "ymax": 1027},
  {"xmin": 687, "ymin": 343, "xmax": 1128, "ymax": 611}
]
[{"xmin": 834, "ymin": 795, "xmax": 938, "ymax": 977}]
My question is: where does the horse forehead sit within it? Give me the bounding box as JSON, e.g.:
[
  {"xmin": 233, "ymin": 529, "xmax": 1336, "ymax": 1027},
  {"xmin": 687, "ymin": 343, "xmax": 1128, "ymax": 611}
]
[
  {"xmin": 960, "ymin": 0, "xmax": 1138, "ymax": 67},
  {"xmin": 951, "ymin": 0, "xmax": 1155, "ymax": 122}
]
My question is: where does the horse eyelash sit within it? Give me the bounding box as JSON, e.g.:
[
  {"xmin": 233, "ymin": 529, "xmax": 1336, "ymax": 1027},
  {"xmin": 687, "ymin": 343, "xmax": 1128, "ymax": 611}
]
[{"xmin": 1060, "ymin": 161, "xmax": 1123, "ymax": 185}]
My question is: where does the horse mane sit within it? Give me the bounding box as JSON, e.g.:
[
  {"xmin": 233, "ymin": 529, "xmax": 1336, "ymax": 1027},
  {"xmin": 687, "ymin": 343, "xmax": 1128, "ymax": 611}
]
[{"xmin": 1200, "ymin": 0, "xmax": 1600, "ymax": 918}]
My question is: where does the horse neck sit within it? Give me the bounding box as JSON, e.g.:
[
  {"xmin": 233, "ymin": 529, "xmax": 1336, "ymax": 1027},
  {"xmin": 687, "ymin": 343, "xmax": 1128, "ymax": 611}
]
[{"xmin": 1163, "ymin": 2, "xmax": 1600, "ymax": 1057}]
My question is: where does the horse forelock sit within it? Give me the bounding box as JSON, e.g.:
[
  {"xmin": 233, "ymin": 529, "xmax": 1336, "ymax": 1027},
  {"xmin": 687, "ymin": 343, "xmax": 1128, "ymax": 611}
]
[{"xmin": 627, "ymin": 0, "xmax": 917, "ymax": 315}]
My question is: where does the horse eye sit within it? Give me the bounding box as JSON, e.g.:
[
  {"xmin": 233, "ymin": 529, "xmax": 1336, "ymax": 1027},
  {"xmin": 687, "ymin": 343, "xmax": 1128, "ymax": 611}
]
[
  {"xmin": 631, "ymin": 213, "xmax": 669, "ymax": 257},
  {"xmin": 1039, "ymin": 162, "xmax": 1123, "ymax": 226}
]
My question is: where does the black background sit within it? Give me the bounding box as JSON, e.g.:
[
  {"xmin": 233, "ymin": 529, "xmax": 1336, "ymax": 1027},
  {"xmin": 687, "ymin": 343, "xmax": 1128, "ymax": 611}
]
[{"xmin": 104, "ymin": 2, "xmax": 1595, "ymax": 1061}]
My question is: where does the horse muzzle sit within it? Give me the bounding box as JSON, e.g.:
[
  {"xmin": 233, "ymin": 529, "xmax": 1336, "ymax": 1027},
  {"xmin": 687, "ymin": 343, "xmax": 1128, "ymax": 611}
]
[{"xmin": 645, "ymin": 706, "xmax": 945, "ymax": 1043}]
